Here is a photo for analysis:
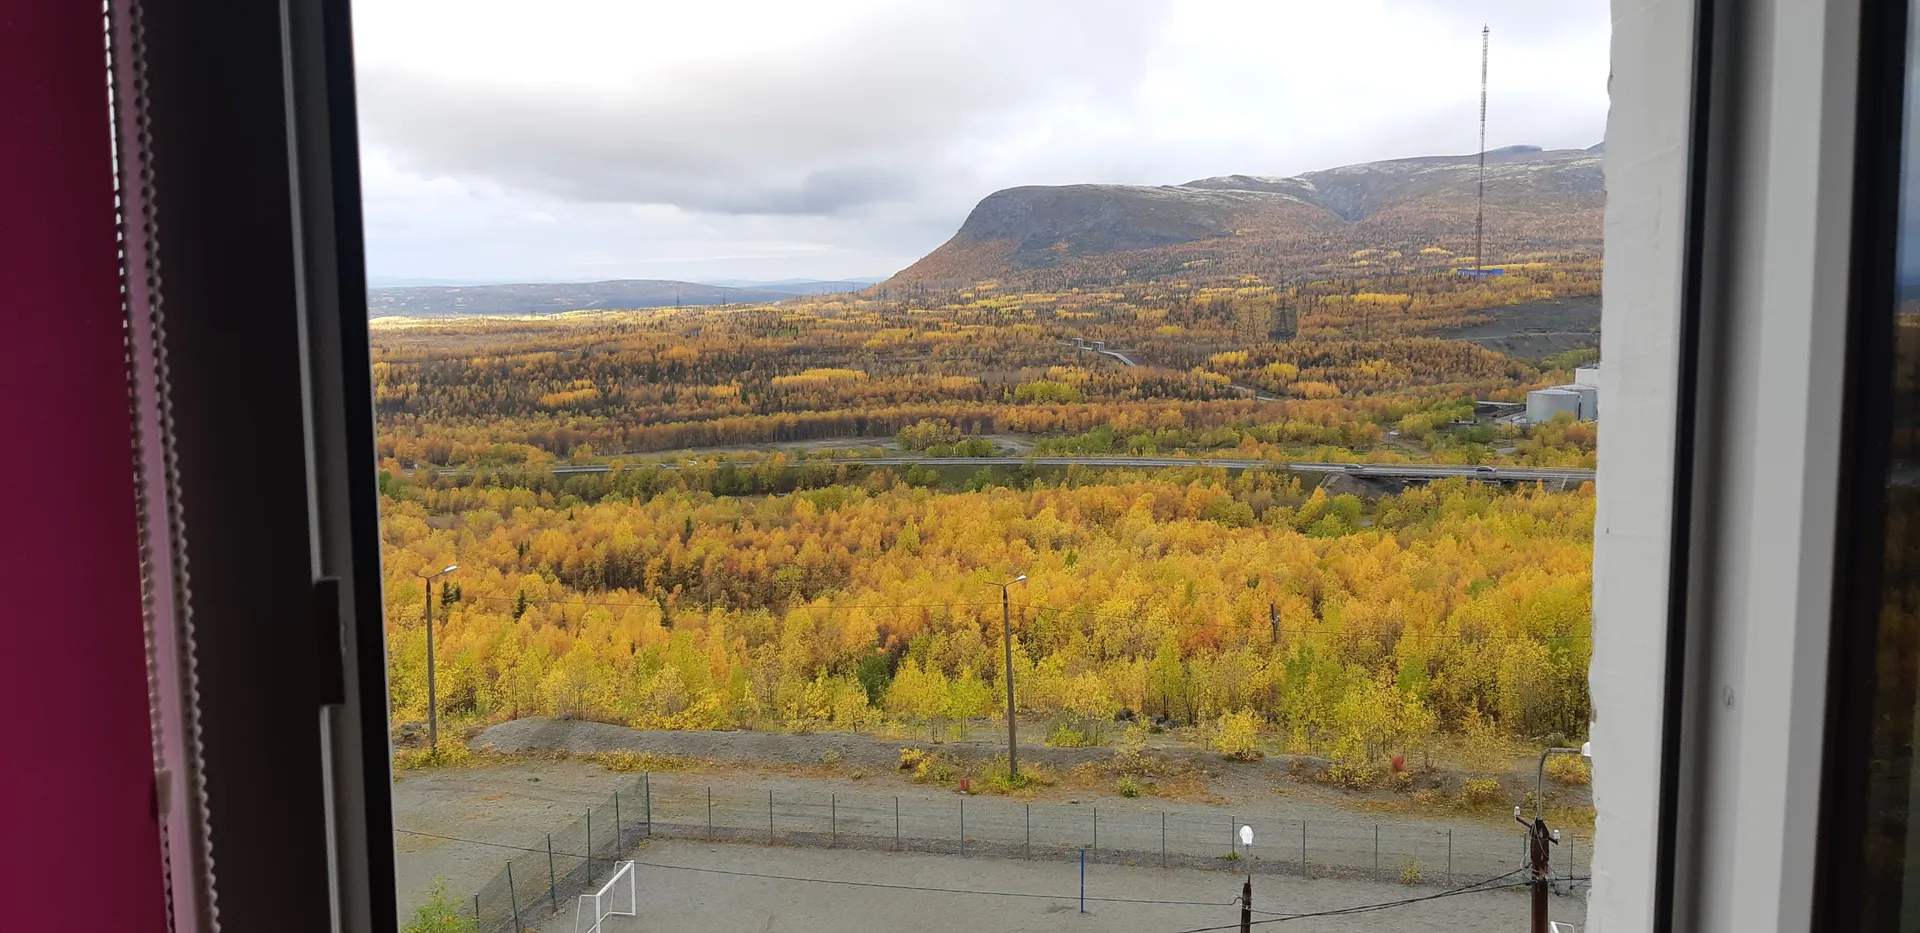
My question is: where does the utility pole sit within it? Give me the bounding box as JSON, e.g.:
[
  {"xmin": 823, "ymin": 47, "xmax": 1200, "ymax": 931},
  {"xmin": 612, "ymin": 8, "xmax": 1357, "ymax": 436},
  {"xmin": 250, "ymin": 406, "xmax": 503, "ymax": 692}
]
[
  {"xmin": 1269, "ymin": 601, "xmax": 1279, "ymax": 647},
  {"xmin": 1475, "ymin": 24, "xmax": 1489, "ymax": 276},
  {"xmin": 1239, "ymin": 875, "xmax": 1252, "ymax": 933},
  {"xmin": 1522, "ymin": 745, "xmax": 1587, "ymax": 933},
  {"xmin": 418, "ymin": 564, "xmax": 458, "ymax": 751},
  {"xmin": 1516, "ymin": 806, "xmax": 1555, "ymax": 933},
  {"xmin": 992, "ymin": 574, "xmax": 1028, "ymax": 776}
]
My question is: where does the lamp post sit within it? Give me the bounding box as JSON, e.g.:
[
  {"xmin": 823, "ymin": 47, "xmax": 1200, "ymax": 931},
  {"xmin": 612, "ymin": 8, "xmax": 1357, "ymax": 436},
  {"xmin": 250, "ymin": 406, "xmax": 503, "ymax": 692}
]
[
  {"xmin": 418, "ymin": 564, "xmax": 458, "ymax": 751},
  {"xmin": 990, "ymin": 574, "xmax": 1027, "ymax": 777}
]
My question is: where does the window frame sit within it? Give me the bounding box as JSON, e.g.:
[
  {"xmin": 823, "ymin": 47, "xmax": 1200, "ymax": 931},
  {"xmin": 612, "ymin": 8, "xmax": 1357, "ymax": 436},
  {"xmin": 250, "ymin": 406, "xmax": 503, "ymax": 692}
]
[{"xmin": 113, "ymin": 0, "xmax": 1904, "ymax": 930}]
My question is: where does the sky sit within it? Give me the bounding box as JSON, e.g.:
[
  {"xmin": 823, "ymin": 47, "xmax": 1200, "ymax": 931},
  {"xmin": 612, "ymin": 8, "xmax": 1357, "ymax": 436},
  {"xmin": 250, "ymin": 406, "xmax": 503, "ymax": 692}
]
[{"xmin": 352, "ymin": 0, "xmax": 1611, "ymax": 286}]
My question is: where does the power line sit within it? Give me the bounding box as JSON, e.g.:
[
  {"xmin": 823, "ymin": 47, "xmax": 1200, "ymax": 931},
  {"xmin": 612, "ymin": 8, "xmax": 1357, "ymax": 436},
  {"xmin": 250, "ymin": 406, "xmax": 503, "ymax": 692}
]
[
  {"xmin": 392, "ymin": 828, "xmax": 1231, "ymax": 907},
  {"xmin": 1162, "ymin": 867, "xmax": 1529, "ymax": 933}
]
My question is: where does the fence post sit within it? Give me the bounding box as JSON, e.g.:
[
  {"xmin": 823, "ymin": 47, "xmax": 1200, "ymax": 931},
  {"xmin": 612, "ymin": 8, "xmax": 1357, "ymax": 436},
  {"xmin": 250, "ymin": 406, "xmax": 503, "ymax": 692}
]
[
  {"xmin": 644, "ymin": 771, "xmax": 652, "ymax": 838},
  {"xmin": 1026, "ymin": 803, "xmax": 1031, "ymax": 859},
  {"xmin": 768, "ymin": 789, "xmax": 775, "ymax": 842},
  {"xmin": 507, "ymin": 862, "xmax": 521, "ymax": 933},
  {"xmin": 472, "ymin": 894, "xmax": 479, "ymax": 925},
  {"xmin": 1079, "ymin": 848, "xmax": 1086, "ymax": 913},
  {"xmin": 1447, "ymin": 829, "xmax": 1453, "ymax": 884},
  {"xmin": 1301, "ymin": 820, "xmax": 1308, "ymax": 878},
  {"xmin": 615, "ymin": 791, "xmax": 622, "ymax": 853},
  {"xmin": 1373, "ymin": 825, "xmax": 1379, "ymax": 881},
  {"xmin": 586, "ymin": 808, "xmax": 594, "ymax": 883},
  {"xmin": 547, "ymin": 833, "xmax": 557, "ymax": 914},
  {"xmin": 832, "ymin": 793, "xmax": 837, "ymax": 846},
  {"xmin": 959, "ymin": 798, "xmax": 966, "ymax": 856},
  {"xmin": 707, "ymin": 786, "xmax": 712, "ymax": 839},
  {"xmin": 894, "ymin": 796, "xmax": 901, "ymax": 850},
  {"xmin": 1160, "ymin": 811, "xmax": 1166, "ymax": 868},
  {"xmin": 1092, "ymin": 807, "xmax": 1098, "ymax": 857}
]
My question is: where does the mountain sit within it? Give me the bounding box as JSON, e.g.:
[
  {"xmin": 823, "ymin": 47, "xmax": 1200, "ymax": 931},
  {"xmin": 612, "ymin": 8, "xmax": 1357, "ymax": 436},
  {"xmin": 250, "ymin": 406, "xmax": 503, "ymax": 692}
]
[
  {"xmin": 698, "ymin": 278, "xmax": 885, "ymax": 295},
  {"xmin": 366, "ymin": 279, "xmax": 797, "ymax": 318},
  {"xmin": 885, "ymin": 144, "xmax": 1604, "ymax": 290}
]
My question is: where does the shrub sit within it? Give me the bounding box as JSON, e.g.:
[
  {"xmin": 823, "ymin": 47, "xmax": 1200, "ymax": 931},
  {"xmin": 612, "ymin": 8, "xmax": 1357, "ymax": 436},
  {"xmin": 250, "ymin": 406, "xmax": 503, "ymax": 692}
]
[
  {"xmin": 1389, "ymin": 770, "xmax": 1415, "ymax": 792},
  {"xmin": 1545, "ymin": 754, "xmax": 1592, "ymax": 786},
  {"xmin": 980, "ymin": 754, "xmax": 1054, "ymax": 794},
  {"xmin": 1117, "ymin": 776, "xmax": 1143, "ymax": 798},
  {"xmin": 1462, "ymin": 778, "xmax": 1505, "ymax": 806},
  {"xmin": 1399, "ymin": 860, "xmax": 1424, "ymax": 885},
  {"xmin": 393, "ymin": 742, "xmax": 471, "ymax": 771},
  {"xmin": 1325, "ymin": 760, "xmax": 1375, "ymax": 789},
  {"xmin": 1211, "ymin": 710, "xmax": 1265, "ymax": 761},
  {"xmin": 401, "ymin": 880, "xmax": 479, "ymax": 933},
  {"xmin": 1046, "ymin": 724, "xmax": 1101, "ymax": 748}
]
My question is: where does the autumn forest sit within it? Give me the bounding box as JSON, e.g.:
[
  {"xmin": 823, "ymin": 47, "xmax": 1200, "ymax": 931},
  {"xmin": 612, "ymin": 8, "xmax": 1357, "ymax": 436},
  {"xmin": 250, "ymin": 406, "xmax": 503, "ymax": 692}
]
[{"xmin": 372, "ymin": 243, "xmax": 1599, "ymax": 778}]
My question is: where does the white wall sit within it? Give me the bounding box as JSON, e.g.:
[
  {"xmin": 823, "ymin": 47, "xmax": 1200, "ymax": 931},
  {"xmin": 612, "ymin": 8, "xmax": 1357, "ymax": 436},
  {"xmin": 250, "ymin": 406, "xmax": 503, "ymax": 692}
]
[{"xmin": 1588, "ymin": 0, "xmax": 1697, "ymax": 928}]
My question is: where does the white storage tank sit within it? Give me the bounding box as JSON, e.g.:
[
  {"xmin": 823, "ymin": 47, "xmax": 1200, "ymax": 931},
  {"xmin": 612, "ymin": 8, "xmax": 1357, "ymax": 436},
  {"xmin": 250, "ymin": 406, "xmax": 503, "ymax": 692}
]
[
  {"xmin": 1527, "ymin": 388, "xmax": 1583, "ymax": 424},
  {"xmin": 1564, "ymin": 383, "xmax": 1599, "ymax": 420},
  {"xmin": 1575, "ymin": 366, "xmax": 1600, "ymax": 387}
]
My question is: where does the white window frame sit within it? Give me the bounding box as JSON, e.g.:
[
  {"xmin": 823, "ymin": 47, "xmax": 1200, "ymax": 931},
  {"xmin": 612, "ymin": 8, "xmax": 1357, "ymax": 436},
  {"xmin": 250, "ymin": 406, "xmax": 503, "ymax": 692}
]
[{"xmin": 1593, "ymin": 0, "xmax": 1867, "ymax": 930}]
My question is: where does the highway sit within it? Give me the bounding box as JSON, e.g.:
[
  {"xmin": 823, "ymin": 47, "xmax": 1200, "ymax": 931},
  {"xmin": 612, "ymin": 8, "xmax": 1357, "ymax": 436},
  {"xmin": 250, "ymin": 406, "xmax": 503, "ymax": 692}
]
[{"xmin": 532, "ymin": 456, "xmax": 1593, "ymax": 484}]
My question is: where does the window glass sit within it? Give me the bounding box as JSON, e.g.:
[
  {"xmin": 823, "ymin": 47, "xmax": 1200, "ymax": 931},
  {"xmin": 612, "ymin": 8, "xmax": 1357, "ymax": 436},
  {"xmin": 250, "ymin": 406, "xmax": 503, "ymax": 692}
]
[
  {"xmin": 1847, "ymin": 5, "xmax": 1920, "ymax": 927},
  {"xmin": 355, "ymin": 5, "xmax": 1607, "ymax": 931}
]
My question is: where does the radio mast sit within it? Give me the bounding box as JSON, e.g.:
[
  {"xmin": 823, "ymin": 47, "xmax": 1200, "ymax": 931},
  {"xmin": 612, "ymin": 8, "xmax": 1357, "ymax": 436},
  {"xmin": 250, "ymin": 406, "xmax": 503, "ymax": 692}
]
[{"xmin": 1476, "ymin": 25, "xmax": 1489, "ymax": 276}]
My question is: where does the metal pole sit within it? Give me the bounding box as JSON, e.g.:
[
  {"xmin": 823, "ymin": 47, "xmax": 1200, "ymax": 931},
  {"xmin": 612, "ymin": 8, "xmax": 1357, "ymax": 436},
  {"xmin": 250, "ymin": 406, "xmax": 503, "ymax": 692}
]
[
  {"xmin": 586, "ymin": 808, "xmax": 594, "ymax": 882},
  {"xmin": 547, "ymin": 834, "xmax": 557, "ymax": 913},
  {"xmin": 769, "ymin": 790, "xmax": 774, "ymax": 842},
  {"xmin": 707, "ymin": 787, "xmax": 712, "ymax": 838},
  {"xmin": 960, "ymin": 799, "xmax": 965, "ymax": 856},
  {"xmin": 1080, "ymin": 848, "xmax": 1086, "ymax": 913},
  {"xmin": 1374, "ymin": 825, "xmax": 1379, "ymax": 881},
  {"xmin": 1448, "ymin": 829, "xmax": 1454, "ymax": 884},
  {"xmin": 832, "ymin": 793, "xmax": 837, "ymax": 846},
  {"xmin": 1026, "ymin": 803, "xmax": 1031, "ymax": 859},
  {"xmin": 472, "ymin": 894, "xmax": 479, "ymax": 925},
  {"xmin": 644, "ymin": 772, "xmax": 652, "ymax": 837},
  {"xmin": 1240, "ymin": 875, "xmax": 1252, "ymax": 933},
  {"xmin": 424, "ymin": 578, "xmax": 437, "ymax": 752},
  {"xmin": 1301, "ymin": 820, "xmax": 1308, "ymax": 878},
  {"xmin": 507, "ymin": 862, "xmax": 520, "ymax": 933},
  {"xmin": 1001, "ymin": 584, "xmax": 1020, "ymax": 778},
  {"xmin": 615, "ymin": 791, "xmax": 622, "ymax": 853},
  {"xmin": 1093, "ymin": 807, "xmax": 1098, "ymax": 857},
  {"xmin": 895, "ymin": 796, "xmax": 901, "ymax": 850},
  {"xmin": 1161, "ymin": 811, "xmax": 1167, "ymax": 867}
]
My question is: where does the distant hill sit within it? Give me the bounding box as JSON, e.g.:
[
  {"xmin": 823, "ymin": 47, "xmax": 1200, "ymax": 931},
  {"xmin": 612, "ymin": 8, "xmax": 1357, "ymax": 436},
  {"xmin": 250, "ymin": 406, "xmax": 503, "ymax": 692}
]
[
  {"xmin": 885, "ymin": 144, "xmax": 1604, "ymax": 290},
  {"xmin": 698, "ymin": 278, "xmax": 885, "ymax": 296},
  {"xmin": 366, "ymin": 279, "xmax": 797, "ymax": 318}
]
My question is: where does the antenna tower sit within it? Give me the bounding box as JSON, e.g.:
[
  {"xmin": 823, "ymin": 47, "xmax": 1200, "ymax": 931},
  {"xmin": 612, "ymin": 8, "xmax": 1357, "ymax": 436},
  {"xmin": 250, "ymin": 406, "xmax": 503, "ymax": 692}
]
[{"xmin": 1476, "ymin": 25, "xmax": 1489, "ymax": 276}]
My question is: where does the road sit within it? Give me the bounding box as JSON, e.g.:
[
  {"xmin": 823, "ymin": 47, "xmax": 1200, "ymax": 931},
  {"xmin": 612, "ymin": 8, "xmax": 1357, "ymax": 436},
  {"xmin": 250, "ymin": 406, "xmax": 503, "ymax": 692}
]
[{"xmin": 535, "ymin": 457, "xmax": 1593, "ymax": 485}]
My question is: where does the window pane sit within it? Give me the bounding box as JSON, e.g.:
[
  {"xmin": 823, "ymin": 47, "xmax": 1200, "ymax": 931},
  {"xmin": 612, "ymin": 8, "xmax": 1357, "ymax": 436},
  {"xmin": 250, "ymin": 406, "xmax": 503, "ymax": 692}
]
[
  {"xmin": 1849, "ymin": 4, "xmax": 1920, "ymax": 927},
  {"xmin": 357, "ymin": 5, "xmax": 1608, "ymax": 931}
]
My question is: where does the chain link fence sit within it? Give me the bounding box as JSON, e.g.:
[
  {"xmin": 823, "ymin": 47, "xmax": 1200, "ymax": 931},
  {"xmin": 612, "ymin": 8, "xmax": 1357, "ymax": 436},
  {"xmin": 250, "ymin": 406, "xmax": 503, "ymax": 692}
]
[
  {"xmin": 460, "ymin": 772, "xmax": 1591, "ymax": 932},
  {"xmin": 468, "ymin": 774, "xmax": 649, "ymax": 933}
]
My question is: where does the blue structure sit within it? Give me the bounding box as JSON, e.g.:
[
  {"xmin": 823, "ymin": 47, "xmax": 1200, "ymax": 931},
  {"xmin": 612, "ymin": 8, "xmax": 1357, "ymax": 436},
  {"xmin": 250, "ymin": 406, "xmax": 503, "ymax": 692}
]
[{"xmin": 1456, "ymin": 267, "xmax": 1506, "ymax": 278}]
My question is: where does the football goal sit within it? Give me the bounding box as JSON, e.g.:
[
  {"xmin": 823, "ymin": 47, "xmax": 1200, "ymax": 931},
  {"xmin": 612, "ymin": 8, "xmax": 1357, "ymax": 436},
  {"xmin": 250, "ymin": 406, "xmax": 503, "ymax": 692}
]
[{"xmin": 575, "ymin": 860, "xmax": 636, "ymax": 933}]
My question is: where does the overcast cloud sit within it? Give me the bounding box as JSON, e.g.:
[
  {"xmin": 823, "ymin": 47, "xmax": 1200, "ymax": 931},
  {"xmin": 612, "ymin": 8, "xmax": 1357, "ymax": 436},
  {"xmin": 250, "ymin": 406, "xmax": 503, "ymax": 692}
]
[{"xmin": 353, "ymin": 0, "xmax": 1610, "ymax": 284}]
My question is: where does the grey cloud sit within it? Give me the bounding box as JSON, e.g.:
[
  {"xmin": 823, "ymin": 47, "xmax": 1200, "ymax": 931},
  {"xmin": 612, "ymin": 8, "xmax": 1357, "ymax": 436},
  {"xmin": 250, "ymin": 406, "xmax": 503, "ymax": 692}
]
[{"xmin": 358, "ymin": 0, "xmax": 1168, "ymax": 215}]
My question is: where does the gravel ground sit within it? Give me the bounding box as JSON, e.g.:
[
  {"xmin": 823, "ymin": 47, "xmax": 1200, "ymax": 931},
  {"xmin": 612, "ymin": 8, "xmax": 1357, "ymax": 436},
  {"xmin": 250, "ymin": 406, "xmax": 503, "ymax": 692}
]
[
  {"xmin": 392, "ymin": 759, "xmax": 1591, "ymax": 927},
  {"xmin": 541, "ymin": 837, "xmax": 1585, "ymax": 933}
]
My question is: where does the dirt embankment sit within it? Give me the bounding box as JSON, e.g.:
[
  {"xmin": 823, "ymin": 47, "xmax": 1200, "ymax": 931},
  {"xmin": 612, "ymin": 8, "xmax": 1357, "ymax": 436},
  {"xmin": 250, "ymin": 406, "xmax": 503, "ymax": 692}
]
[
  {"xmin": 468, "ymin": 717, "xmax": 1588, "ymax": 812},
  {"xmin": 473, "ymin": 718, "xmax": 1114, "ymax": 774}
]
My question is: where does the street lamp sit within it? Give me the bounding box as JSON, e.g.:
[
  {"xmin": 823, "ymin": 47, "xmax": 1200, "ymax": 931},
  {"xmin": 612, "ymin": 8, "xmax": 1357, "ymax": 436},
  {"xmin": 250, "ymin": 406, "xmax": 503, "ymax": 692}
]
[
  {"xmin": 418, "ymin": 564, "xmax": 458, "ymax": 752},
  {"xmin": 1517, "ymin": 742, "xmax": 1592, "ymax": 933},
  {"xmin": 989, "ymin": 574, "xmax": 1028, "ymax": 777}
]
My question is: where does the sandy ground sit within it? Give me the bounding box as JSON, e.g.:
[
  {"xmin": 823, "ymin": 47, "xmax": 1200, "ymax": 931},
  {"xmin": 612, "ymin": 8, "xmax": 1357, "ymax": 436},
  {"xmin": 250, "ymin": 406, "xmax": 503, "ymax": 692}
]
[{"xmin": 541, "ymin": 837, "xmax": 1584, "ymax": 933}]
